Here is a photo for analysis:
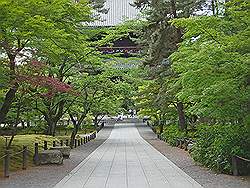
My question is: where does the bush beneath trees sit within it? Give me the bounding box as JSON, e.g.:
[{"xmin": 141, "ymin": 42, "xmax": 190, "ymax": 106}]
[
  {"xmin": 161, "ymin": 124, "xmax": 250, "ymax": 174},
  {"xmin": 161, "ymin": 124, "xmax": 196, "ymax": 146},
  {"xmin": 191, "ymin": 124, "xmax": 250, "ymax": 174},
  {"xmin": 161, "ymin": 125, "xmax": 185, "ymax": 146}
]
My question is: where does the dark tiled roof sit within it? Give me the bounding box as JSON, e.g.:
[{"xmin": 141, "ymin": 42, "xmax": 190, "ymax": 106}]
[{"xmin": 90, "ymin": 0, "xmax": 139, "ymax": 27}]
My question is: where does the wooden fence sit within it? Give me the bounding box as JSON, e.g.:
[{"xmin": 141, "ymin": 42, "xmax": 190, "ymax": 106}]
[
  {"xmin": 0, "ymin": 146, "xmax": 28, "ymax": 178},
  {"xmin": 1, "ymin": 131, "xmax": 97, "ymax": 178},
  {"xmin": 33, "ymin": 131, "xmax": 97, "ymax": 166}
]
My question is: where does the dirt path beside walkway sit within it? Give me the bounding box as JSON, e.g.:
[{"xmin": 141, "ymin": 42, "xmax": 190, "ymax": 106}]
[{"xmin": 136, "ymin": 123, "xmax": 250, "ymax": 188}]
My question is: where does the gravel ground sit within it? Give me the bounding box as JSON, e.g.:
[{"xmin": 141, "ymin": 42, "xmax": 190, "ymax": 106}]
[
  {"xmin": 0, "ymin": 123, "xmax": 114, "ymax": 188},
  {"xmin": 136, "ymin": 123, "xmax": 250, "ymax": 188}
]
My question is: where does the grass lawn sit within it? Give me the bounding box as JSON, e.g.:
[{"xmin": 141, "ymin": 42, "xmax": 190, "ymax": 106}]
[{"xmin": 0, "ymin": 128, "xmax": 95, "ymax": 177}]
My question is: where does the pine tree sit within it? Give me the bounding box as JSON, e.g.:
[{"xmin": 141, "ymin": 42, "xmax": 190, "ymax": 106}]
[{"xmin": 133, "ymin": 0, "xmax": 208, "ymax": 130}]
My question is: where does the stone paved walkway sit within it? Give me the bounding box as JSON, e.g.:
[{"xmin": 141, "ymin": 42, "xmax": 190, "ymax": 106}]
[{"xmin": 54, "ymin": 123, "xmax": 203, "ymax": 188}]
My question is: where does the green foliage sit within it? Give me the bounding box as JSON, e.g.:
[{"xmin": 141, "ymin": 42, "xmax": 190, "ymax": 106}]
[
  {"xmin": 132, "ymin": 0, "xmax": 207, "ymax": 66},
  {"xmin": 170, "ymin": 0, "xmax": 250, "ymax": 123},
  {"xmin": 66, "ymin": 124, "xmax": 74, "ymax": 130},
  {"xmin": 134, "ymin": 0, "xmax": 250, "ymax": 175},
  {"xmin": 162, "ymin": 125, "xmax": 184, "ymax": 146},
  {"xmin": 0, "ymin": 134, "xmax": 60, "ymax": 176},
  {"xmin": 161, "ymin": 124, "xmax": 196, "ymax": 146},
  {"xmin": 0, "ymin": 0, "xmax": 95, "ymax": 132},
  {"xmin": 191, "ymin": 124, "xmax": 250, "ymax": 174},
  {"xmin": 0, "ymin": 0, "xmax": 92, "ymax": 52},
  {"xmin": 19, "ymin": 124, "xmax": 47, "ymax": 134}
]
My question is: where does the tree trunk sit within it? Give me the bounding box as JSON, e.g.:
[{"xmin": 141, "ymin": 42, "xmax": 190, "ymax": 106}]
[
  {"xmin": 212, "ymin": 0, "xmax": 216, "ymax": 15},
  {"xmin": 46, "ymin": 121, "xmax": 52, "ymax": 135},
  {"xmin": 159, "ymin": 114, "xmax": 166, "ymax": 134},
  {"xmin": 27, "ymin": 121, "xmax": 30, "ymax": 128},
  {"xmin": 0, "ymin": 87, "xmax": 18, "ymax": 124},
  {"xmin": 45, "ymin": 115, "xmax": 57, "ymax": 136},
  {"xmin": 69, "ymin": 114, "xmax": 86, "ymax": 148},
  {"xmin": 70, "ymin": 124, "xmax": 78, "ymax": 148},
  {"xmin": 0, "ymin": 53, "xmax": 18, "ymax": 124},
  {"xmin": 42, "ymin": 99, "xmax": 66, "ymax": 136},
  {"xmin": 159, "ymin": 123, "xmax": 164, "ymax": 134},
  {"xmin": 176, "ymin": 102, "xmax": 187, "ymax": 131},
  {"xmin": 97, "ymin": 115, "xmax": 105, "ymax": 129},
  {"xmin": 21, "ymin": 121, "xmax": 25, "ymax": 129},
  {"xmin": 6, "ymin": 102, "xmax": 21, "ymax": 149},
  {"xmin": 158, "ymin": 114, "xmax": 162, "ymax": 134},
  {"xmin": 51, "ymin": 122, "xmax": 57, "ymax": 136},
  {"xmin": 170, "ymin": 0, "xmax": 182, "ymax": 42},
  {"xmin": 69, "ymin": 114, "xmax": 77, "ymax": 148},
  {"xmin": 46, "ymin": 121, "xmax": 57, "ymax": 136},
  {"xmin": 93, "ymin": 115, "xmax": 99, "ymax": 130}
]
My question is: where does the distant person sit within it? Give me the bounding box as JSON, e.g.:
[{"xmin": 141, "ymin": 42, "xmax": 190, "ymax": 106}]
[
  {"xmin": 128, "ymin": 109, "xmax": 132, "ymax": 117},
  {"xmin": 132, "ymin": 109, "xmax": 136, "ymax": 118},
  {"xmin": 117, "ymin": 114, "xmax": 123, "ymax": 121},
  {"xmin": 143, "ymin": 116, "xmax": 148, "ymax": 123},
  {"xmin": 133, "ymin": 109, "xmax": 136, "ymax": 115},
  {"xmin": 129, "ymin": 109, "xmax": 134, "ymax": 118}
]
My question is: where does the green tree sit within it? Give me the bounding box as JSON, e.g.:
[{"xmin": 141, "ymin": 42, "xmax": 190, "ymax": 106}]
[
  {"xmin": 170, "ymin": 0, "xmax": 250, "ymax": 125},
  {"xmin": 0, "ymin": 0, "xmax": 92, "ymax": 124},
  {"xmin": 68, "ymin": 67, "xmax": 121, "ymax": 147},
  {"xmin": 132, "ymin": 0, "xmax": 208, "ymax": 131}
]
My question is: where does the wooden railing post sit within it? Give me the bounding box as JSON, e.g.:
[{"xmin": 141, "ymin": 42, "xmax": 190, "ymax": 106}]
[
  {"xmin": 78, "ymin": 139, "xmax": 80, "ymax": 146},
  {"xmin": 34, "ymin": 143, "xmax": 39, "ymax": 165},
  {"xmin": 60, "ymin": 140, "xmax": 63, "ymax": 146},
  {"xmin": 65, "ymin": 139, "xmax": 69, "ymax": 146},
  {"xmin": 232, "ymin": 156, "xmax": 239, "ymax": 176},
  {"xmin": 53, "ymin": 141, "xmax": 56, "ymax": 147},
  {"xmin": 22, "ymin": 146, "xmax": 28, "ymax": 170},
  {"xmin": 81, "ymin": 138, "xmax": 83, "ymax": 145},
  {"xmin": 4, "ymin": 150, "xmax": 10, "ymax": 178}
]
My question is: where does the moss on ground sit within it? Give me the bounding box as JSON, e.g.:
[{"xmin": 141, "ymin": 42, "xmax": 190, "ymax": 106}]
[
  {"xmin": 0, "ymin": 129, "xmax": 95, "ymax": 177},
  {"xmin": 0, "ymin": 135, "xmax": 60, "ymax": 177}
]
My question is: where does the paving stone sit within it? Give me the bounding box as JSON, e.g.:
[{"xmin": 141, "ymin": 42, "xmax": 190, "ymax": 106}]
[{"xmin": 54, "ymin": 123, "xmax": 203, "ymax": 188}]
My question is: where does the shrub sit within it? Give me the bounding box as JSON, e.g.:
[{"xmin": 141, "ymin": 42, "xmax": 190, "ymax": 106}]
[
  {"xmin": 161, "ymin": 124, "xmax": 197, "ymax": 146},
  {"xmin": 66, "ymin": 124, "xmax": 74, "ymax": 130},
  {"xmin": 161, "ymin": 125, "xmax": 186, "ymax": 146},
  {"xmin": 191, "ymin": 124, "xmax": 250, "ymax": 174}
]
